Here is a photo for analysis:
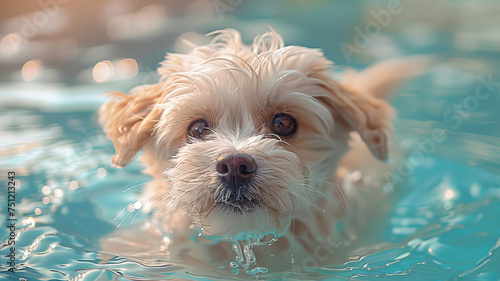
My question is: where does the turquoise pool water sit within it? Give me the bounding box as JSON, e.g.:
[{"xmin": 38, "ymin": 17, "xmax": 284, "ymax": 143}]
[{"xmin": 1, "ymin": 1, "xmax": 500, "ymax": 280}]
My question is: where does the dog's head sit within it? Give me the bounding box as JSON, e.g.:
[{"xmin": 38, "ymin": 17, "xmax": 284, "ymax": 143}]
[{"xmin": 100, "ymin": 29, "xmax": 392, "ymax": 236}]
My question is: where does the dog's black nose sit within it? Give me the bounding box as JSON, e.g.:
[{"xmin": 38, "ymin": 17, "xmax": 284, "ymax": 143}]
[{"xmin": 216, "ymin": 153, "xmax": 257, "ymax": 187}]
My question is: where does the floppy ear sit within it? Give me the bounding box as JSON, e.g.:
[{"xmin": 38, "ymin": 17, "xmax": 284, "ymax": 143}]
[
  {"xmin": 329, "ymin": 57, "xmax": 432, "ymax": 159},
  {"xmin": 99, "ymin": 84, "xmax": 165, "ymax": 168},
  {"xmin": 314, "ymin": 75, "xmax": 394, "ymax": 161}
]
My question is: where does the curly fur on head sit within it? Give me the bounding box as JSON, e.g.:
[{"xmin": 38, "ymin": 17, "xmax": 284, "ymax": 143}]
[{"xmin": 99, "ymin": 28, "xmax": 399, "ymax": 237}]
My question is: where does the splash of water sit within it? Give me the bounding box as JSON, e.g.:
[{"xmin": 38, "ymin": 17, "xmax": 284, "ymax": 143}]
[
  {"xmin": 197, "ymin": 228, "xmax": 279, "ymax": 275},
  {"xmin": 228, "ymin": 232, "xmax": 275, "ymax": 275}
]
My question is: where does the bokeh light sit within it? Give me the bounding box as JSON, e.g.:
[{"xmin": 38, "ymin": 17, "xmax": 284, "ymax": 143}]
[
  {"xmin": 42, "ymin": 185, "xmax": 51, "ymax": 195},
  {"xmin": 92, "ymin": 60, "xmax": 114, "ymax": 83},
  {"xmin": 143, "ymin": 204, "xmax": 152, "ymax": 214},
  {"xmin": 127, "ymin": 204, "xmax": 135, "ymax": 212},
  {"xmin": 133, "ymin": 200, "xmax": 143, "ymax": 209},
  {"xmin": 444, "ymin": 189, "xmax": 455, "ymax": 200},
  {"xmin": 97, "ymin": 167, "xmax": 107, "ymax": 177},
  {"xmin": 69, "ymin": 180, "xmax": 79, "ymax": 190},
  {"xmin": 53, "ymin": 189, "xmax": 64, "ymax": 198},
  {"xmin": 22, "ymin": 60, "xmax": 43, "ymax": 81},
  {"xmin": 0, "ymin": 33, "xmax": 23, "ymax": 56},
  {"xmin": 115, "ymin": 58, "xmax": 138, "ymax": 79}
]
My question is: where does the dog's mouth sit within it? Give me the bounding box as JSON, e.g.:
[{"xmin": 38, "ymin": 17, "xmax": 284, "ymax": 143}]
[
  {"xmin": 214, "ymin": 186, "xmax": 260, "ymax": 213},
  {"xmin": 216, "ymin": 198, "xmax": 259, "ymax": 213}
]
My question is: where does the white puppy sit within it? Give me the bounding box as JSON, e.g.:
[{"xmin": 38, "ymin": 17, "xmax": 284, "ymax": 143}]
[{"xmin": 99, "ymin": 29, "xmax": 424, "ymax": 270}]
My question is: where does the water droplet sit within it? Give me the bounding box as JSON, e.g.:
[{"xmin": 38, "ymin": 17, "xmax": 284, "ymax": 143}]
[
  {"xmin": 22, "ymin": 217, "xmax": 36, "ymax": 227},
  {"xmin": 229, "ymin": 261, "xmax": 239, "ymax": 268},
  {"xmin": 69, "ymin": 180, "xmax": 79, "ymax": 190},
  {"xmin": 126, "ymin": 204, "xmax": 135, "ymax": 212},
  {"xmin": 443, "ymin": 200, "xmax": 454, "ymax": 210},
  {"xmin": 232, "ymin": 268, "xmax": 239, "ymax": 275},
  {"xmin": 162, "ymin": 237, "xmax": 170, "ymax": 244},
  {"xmin": 444, "ymin": 189, "xmax": 454, "ymax": 200},
  {"xmin": 97, "ymin": 167, "xmax": 107, "ymax": 178},
  {"xmin": 53, "ymin": 189, "xmax": 64, "ymax": 198},
  {"xmin": 42, "ymin": 185, "xmax": 51, "ymax": 195},
  {"xmin": 246, "ymin": 266, "xmax": 268, "ymax": 275},
  {"xmin": 133, "ymin": 201, "xmax": 143, "ymax": 209},
  {"xmin": 143, "ymin": 204, "xmax": 152, "ymax": 213}
]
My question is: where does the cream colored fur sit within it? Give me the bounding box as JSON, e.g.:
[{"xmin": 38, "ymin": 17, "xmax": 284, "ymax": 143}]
[{"xmin": 99, "ymin": 28, "xmax": 423, "ymax": 268}]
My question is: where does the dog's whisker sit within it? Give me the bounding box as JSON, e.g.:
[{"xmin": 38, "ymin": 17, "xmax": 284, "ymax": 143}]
[
  {"xmin": 143, "ymin": 192, "xmax": 168, "ymax": 208},
  {"xmin": 264, "ymin": 182, "xmax": 288, "ymax": 210},
  {"xmin": 158, "ymin": 172, "xmax": 203, "ymax": 210},
  {"xmin": 252, "ymin": 123, "xmax": 267, "ymax": 136},
  {"xmin": 299, "ymin": 182, "xmax": 339, "ymax": 208},
  {"xmin": 305, "ymin": 178, "xmax": 349, "ymax": 212},
  {"xmin": 196, "ymin": 185, "xmax": 216, "ymax": 214},
  {"xmin": 163, "ymin": 184, "xmax": 197, "ymax": 210},
  {"xmin": 115, "ymin": 206, "xmax": 139, "ymax": 228},
  {"xmin": 252, "ymin": 177, "xmax": 270, "ymax": 197},
  {"xmin": 129, "ymin": 202, "xmax": 150, "ymax": 224},
  {"xmin": 114, "ymin": 192, "xmax": 160, "ymax": 224},
  {"xmin": 114, "ymin": 202, "xmax": 134, "ymax": 222},
  {"xmin": 268, "ymin": 167, "xmax": 304, "ymax": 188},
  {"xmin": 123, "ymin": 179, "xmax": 170, "ymax": 193}
]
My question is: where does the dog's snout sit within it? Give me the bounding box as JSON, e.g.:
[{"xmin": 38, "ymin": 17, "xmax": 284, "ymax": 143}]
[
  {"xmin": 216, "ymin": 154, "xmax": 257, "ymax": 179},
  {"xmin": 215, "ymin": 154, "xmax": 257, "ymax": 209}
]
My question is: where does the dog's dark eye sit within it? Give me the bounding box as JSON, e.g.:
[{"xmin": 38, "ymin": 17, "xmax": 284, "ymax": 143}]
[
  {"xmin": 187, "ymin": 119, "xmax": 211, "ymax": 140},
  {"xmin": 271, "ymin": 113, "xmax": 297, "ymax": 137}
]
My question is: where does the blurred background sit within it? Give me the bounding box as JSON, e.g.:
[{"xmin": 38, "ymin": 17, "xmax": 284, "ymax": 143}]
[
  {"xmin": 2, "ymin": 1, "xmax": 500, "ymax": 280},
  {"xmin": 1, "ymin": 0, "xmax": 498, "ymax": 85}
]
